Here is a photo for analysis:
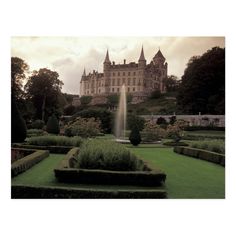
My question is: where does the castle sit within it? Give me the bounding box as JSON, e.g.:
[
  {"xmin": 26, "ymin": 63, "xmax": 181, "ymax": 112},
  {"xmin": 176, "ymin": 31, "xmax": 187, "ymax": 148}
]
[{"xmin": 79, "ymin": 47, "xmax": 168, "ymax": 104}]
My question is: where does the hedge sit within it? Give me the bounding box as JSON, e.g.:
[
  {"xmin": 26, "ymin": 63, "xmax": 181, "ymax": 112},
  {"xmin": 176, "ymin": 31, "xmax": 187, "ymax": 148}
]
[
  {"xmin": 11, "ymin": 150, "xmax": 49, "ymax": 177},
  {"xmin": 54, "ymin": 168, "xmax": 166, "ymax": 186},
  {"xmin": 174, "ymin": 146, "xmax": 225, "ymax": 167},
  {"xmin": 163, "ymin": 141, "xmax": 189, "ymax": 146},
  {"xmin": 11, "ymin": 148, "xmax": 35, "ymax": 163},
  {"xmin": 12, "ymin": 144, "xmax": 73, "ymax": 154},
  {"xmin": 11, "ymin": 185, "xmax": 167, "ymax": 199},
  {"xmin": 184, "ymin": 126, "xmax": 225, "ymax": 131},
  {"xmin": 57, "ymin": 147, "xmax": 80, "ymax": 169}
]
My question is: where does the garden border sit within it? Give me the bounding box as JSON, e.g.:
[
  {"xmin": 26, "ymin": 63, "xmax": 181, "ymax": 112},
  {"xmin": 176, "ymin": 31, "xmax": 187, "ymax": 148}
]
[
  {"xmin": 11, "ymin": 149, "xmax": 49, "ymax": 177},
  {"xmin": 11, "ymin": 184, "xmax": 167, "ymax": 199},
  {"xmin": 174, "ymin": 146, "xmax": 225, "ymax": 166}
]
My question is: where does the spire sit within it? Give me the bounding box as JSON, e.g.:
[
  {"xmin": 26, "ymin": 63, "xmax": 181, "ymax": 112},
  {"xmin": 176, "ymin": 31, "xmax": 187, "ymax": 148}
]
[
  {"xmin": 83, "ymin": 68, "xmax": 86, "ymax": 76},
  {"xmin": 155, "ymin": 48, "xmax": 165, "ymax": 60},
  {"xmin": 104, "ymin": 49, "xmax": 111, "ymax": 63},
  {"xmin": 139, "ymin": 45, "xmax": 146, "ymax": 61}
]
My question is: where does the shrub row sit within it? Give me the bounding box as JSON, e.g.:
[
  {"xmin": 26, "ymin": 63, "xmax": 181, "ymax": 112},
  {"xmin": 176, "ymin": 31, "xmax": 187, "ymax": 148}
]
[
  {"xmin": 174, "ymin": 146, "xmax": 225, "ymax": 166},
  {"xmin": 163, "ymin": 141, "xmax": 189, "ymax": 146},
  {"xmin": 54, "ymin": 168, "xmax": 166, "ymax": 186},
  {"xmin": 26, "ymin": 135, "xmax": 83, "ymax": 147},
  {"xmin": 11, "ymin": 185, "xmax": 167, "ymax": 199},
  {"xmin": 27, "ymin": 129, "xmax": 45, "ymax": 137},
  {"xmin": 12, "ymin": 143, "xmax": 73, "ymax": 154},
  {"xmin": 184, "ymin": 126, "xmax": 225, "ymax": 131},
  {"xmin": 11, "ymin": 150, "xmax": 49, "ymax": 177},
  {"xmin": 190, "ymin": 140, "xmax": 225, "ymax": 154},
  {"xmin": 11, "ymin": 148, "xmax": 35, "ymax": 163},
  {"xmin": 77, "ymin": 139, "xmax": 144, "ymax": 171},
  {"xmin": 183, "ymin": 134, "xmax": 225, "ymax": 140},
  {"xmin": 57, "ymin": 147, "xmax": 80, "ymax": 169}
]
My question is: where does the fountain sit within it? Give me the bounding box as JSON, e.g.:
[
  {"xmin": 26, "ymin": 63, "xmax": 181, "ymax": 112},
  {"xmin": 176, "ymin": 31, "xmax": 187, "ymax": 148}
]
[{"xmin": 115, "ymin": 84, "xmax": 129, "ymax": 143}]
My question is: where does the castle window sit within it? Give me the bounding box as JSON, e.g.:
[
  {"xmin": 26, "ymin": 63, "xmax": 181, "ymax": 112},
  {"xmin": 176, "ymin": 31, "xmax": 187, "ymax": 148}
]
[
  {"xmin": 112, "ymin": 88, "xmax": 114, "ymax": 92},
  {"xmin": 113, "ymin": 72, "xmax": 115, "ymax": 76},
  {"xmin": 133, "ymin": 87, "xmax": 135, "ymax": 92},
  {"xmin": 122, "ymin": 78, "xmax": 125, "ymax": 84},
  {"xmin": 133, "ymin": 72, "xmax": 136, "ymax": 76},
  {"xmin": 112, "ymin": 79, "xmax": 115, "ymax": 86},
  {"xmin": 128, "ymin": 78, "xmax": 130, "ymax": 86},
  {"xmin": 128, "ymin": 72, "xmax": 130, "ymax": 76},
  {"xmin": 117, "ymin": 88, "xmax": 119, "ymax": 92},
  {"xmin": 118, "ymin": 72, "xmax": 120, "ymax": 76},
  {"xmin": 133, "ymin": 78, "xmax": 136, "ymax": 85},
  {"xmin": 123, "ymin": 72, "xmax": 125, "ymax": 76},
  {"xmin": 128, "ymin": 87, "xmax": 130, "ymax": 92},
  {"xmin": 117, "ymin": 78, "xmax": 120, "ymax": 86},
  {"xmin": 98, "ymin": 89, "xmax": 100, "ymax": 93}
]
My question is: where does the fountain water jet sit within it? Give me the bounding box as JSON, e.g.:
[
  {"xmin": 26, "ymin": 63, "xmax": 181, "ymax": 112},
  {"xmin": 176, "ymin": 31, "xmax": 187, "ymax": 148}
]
[{"xmin": 115, "ymin": 84, "xmax": 127, "ymax": 140}]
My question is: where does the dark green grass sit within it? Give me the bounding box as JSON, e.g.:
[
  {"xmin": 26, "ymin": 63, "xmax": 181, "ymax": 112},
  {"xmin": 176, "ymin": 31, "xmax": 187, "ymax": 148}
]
[
  {"xmin": 12, "ymin": 147, "xmax": 225, "ymax": 198},
  {"xmin": 128, "ymin": 146, "xmax": 225, "ymax": 199},
  {"xmin": 11, "ymin": 154, "xmax": 163, "ymax": 191}
]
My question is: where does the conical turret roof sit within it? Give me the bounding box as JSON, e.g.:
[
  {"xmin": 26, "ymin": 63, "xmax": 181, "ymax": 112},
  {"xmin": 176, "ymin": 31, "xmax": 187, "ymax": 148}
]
[
  {"xmin": 154, "ymin": 49, "xmax": 165, "ymax": 60},
  {"xmin": 83, "ymin": 68, "xmax": 86, "ymax": 76},
  {"xmin": 104, "ymin": 49, "xmax": 111, "ymax": 63},
  {"xmin": 139, "ymin": 46, "xmax": 146, "ymax": 61}
]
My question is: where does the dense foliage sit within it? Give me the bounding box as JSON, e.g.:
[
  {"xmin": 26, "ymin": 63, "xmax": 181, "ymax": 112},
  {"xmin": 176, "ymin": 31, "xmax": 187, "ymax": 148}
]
[
  {"xmin": 27, "ymin": 135, "xmax": 83, "ymax": 147},
  {"xmin": 64, "ymin": 117, "xmax": 101, "ymax": 137},
  {"xmin": 25, "ymin": 68, "xmax": 64, "ymax": 121},
  {"xmin": 142, "ymin": 121, "xmax": 166, "ymax": 142},
  {"xmin": 129, "ymin": 126, "xmax": 142, "ymax": 146},
  {"xmin": 190, "ymin": 140, "xmax": 225, "ymax": 154},
  {"xmin": 31, "ymin": 119, "xmax": 45, "ymax": 129},
  {"xmin": 11, "ymin": 99, "xmax": 27, "ymax": 143},
  {"xmin": 127, "ymin": 114, "xmax": 145, "ymax": 131},
  {"xmin": 46, "ymin": 114, "xmax": 60, "ymax": 134},
  {"xmin": 80, "ymin": 96, "xmax": 92, "ymax": 106},
  {"xmin": 177, "ymin": 47, "xmax": 225, "ymax": 114},
  {"xmin": 73, "ymin": 108, "xmax": 112, "ymax": 133},
  {"xmin": 27, "ymin": 129, "xmax": 46, "ymax": 137},
  {"xmin": 77, "ymin": 139, "xmax": 142, "ymax": 171}
]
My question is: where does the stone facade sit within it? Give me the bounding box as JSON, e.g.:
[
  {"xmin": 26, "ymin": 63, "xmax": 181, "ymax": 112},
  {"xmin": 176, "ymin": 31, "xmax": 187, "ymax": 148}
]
[{"xmin": 79, "ymin": 47, "xmax": 167, "ymax": 104}]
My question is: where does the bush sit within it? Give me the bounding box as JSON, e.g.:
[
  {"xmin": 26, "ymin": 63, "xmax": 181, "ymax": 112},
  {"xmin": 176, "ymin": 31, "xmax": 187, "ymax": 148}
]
[
  {"xmin": 163, "ymin": 141, "xmax": 188, "ymax": 146},
  {"xmin": 190, "ymin": 140, "xmax": 225, "ymax": 154},
  {"xmin": 129, "ymin": 126, "xmax": 141, "ymax": 146},
  {"xmin": 32, "ymin": 119, "xmax": 45, "ymax": 129},
  {"xmin": 46, "ymin": 114, "xmax": 60, "ymax": 134},
  {"xmin": 11, "ymin": 99, "xmax": 27, "ymax": 143},
  {"xmin": 11, "ymin": 150, "xmax": 49, "ymax": 177},
  {"xmin": 80, "ymin": 96, "xmax": 92, "ymax": 106},
  {"xmin": 64, "ymin": 117, "xmax": 101, "ymax": 137},
  {"xmin": 77, "ymin": 139, "xmax": 142, "ymax": 171},
  {"xmin": 142, "ymin": 121, "xmax": 166, "ymax": 142},
  {"xmin": 63, "ymin": 105, "xmax": 76, "ymax": 115},
  {"xmin": 150, "ymin": 89, "xmax": 161, "ymax": 99},
  {"xmin": 27, "ymin": 129, "xmax": 45, "ymax": 137},
  {"xmin": 26, "ymin": 135, "xmax": 83, "ymax": 147},
  {"xmin": 156, "ymin": 117, "xmax": 167, "ymax": 127},
  {"xmin": 73, "ymin": 108, "xmax": 112, "ymax": 133},
  {"xmin": 127, "ymin": 114, "xmax": 145, "ymax": 131}
]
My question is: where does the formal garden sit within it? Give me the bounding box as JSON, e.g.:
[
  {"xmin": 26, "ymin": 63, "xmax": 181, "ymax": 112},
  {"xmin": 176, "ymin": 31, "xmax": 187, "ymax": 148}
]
[{"xmin": 11, "ymin": 110, "xmax": 225, "ymax": 199}]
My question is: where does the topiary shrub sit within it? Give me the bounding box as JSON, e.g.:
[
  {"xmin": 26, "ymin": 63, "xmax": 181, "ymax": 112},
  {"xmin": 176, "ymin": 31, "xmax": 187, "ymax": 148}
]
[
  {"xmin": 129, "ymin": 126, "xmax": 141, "ymax": 146},
  {"xmin": 32, "ymin": 119, "xmax": 45, "ymax": 129},
  {"xmin": 11, "ymin": 99, "xmax": 27, "ymax": 143},
  {"xmin": 46, "ymin": 114, "xmax": 60, "ymax": 134}
]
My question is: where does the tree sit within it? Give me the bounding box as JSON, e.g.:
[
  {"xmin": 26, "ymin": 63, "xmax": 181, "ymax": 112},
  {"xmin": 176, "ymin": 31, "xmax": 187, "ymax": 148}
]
[
  {"xmin": 156, "ymin": 117, "xmax": 167, "ymax": 127},
  {"xmin": 164, "ymin": 75, "xmax": 179, "ymax": 92},
  {"xmin": 46, "ymin": 114, "xmax": 60, "ymax": 134},
  {"xmin": 11, "ymin": 99, "xmax": 27, "ymax": 143},
  {"xmin": 129, "ymin": 125, "xmax": 141, "ymax": 146},
  {"xmin": 177, "ymin": 47, "xmax": 225, "ymax": 114},
  {"xmin": 107, "ymin": 94, "xmax": 119, "ymax": 109},
  {"xmin": 150, "ymin": 89, "xmax": 161, "ymax": 99},
  {"xmin": 127, "ymin": 114, "xmax": 145, "ymax": 131},
  {"xmin": 11, "ymin": 57, "xmax": 29, "ymax": 101},
  {"xmin": 80, "ymin": 96, "xmax": 92, "ymax": 106},
  {"xmin": 25, "ymin": 68, "xmax": 63, "ymax": 121}
]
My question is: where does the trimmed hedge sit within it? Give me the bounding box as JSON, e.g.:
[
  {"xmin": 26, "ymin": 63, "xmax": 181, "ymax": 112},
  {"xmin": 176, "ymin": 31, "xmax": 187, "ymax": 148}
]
[
  {"xmin": 12, "ymin": 143, "xmax": 73, "ymax": 154},
  {"xmin": 163, "ymin": 141, "xmax": 189, "ymax": 147},
  {"xmin": 57, "ymin": 147, "xmax": 79, "ymax": 169},
  {"xmin": 11, "ymin": 148, "xmax": 35, "ymax": 163},
  {"xmin": 174, "ymin": 146, "xmax": 225, "ymax": 166},
  {"xmin": 11, "ymin": 150, "xmax": 49, "ymax": 177},
  {"xmin": 54, "ymin": 168, "xmax": 166, "ymax": 186},
  {"xmin": 184, "ymin": 126, "xmax": 225, "ymax": 131},
  {"xmin": 11, "ymin": 184, "xmax": 167, "ymax": 199}
]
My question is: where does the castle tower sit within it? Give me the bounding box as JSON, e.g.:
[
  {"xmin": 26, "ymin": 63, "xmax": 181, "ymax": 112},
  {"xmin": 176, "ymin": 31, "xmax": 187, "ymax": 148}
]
[
  {"xmin": 138, "ymin": 46, "xmax": 146, "ymax": 68},
  {"xmin": 153, "ymin": 48, "xmax": 165, "ymax": 66},
  {"xmin": 80, "ymin": 68, "xmax": 86, "ymax": 96},
  {"xmin": 103, "ymin": 50, "xmax": 111, "ymax": 93}
]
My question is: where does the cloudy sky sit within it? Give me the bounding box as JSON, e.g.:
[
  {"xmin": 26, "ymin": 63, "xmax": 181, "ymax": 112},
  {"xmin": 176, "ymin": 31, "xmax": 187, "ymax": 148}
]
[{"xmin": 11, "ymin": 37, "xmax": 225, "ymax": 94}]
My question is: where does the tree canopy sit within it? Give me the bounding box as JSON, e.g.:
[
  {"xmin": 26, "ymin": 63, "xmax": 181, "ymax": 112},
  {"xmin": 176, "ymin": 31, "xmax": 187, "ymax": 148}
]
[
  {"xmin": 25, "ymin": 68, "xmax": 64, "ymax": 121},
  {"xmin": 177, "ymin": 47, "xmax": 225, "ymax": 114}
]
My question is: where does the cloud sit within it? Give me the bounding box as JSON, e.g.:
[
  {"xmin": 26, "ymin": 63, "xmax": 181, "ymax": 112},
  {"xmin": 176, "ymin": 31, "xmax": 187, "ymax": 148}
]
[{"xmin": 11, "ymin": 36, "xmax": 225, "ymax": 94}]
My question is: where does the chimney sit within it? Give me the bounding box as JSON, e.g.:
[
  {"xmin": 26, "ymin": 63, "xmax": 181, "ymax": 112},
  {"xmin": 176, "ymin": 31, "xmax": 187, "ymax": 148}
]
[
  {"xmin": 124, "ymin": 59, "xmax": 126, "ymax": 64},
  {"xmin": 112, "ymin": 61, "xmax": 115, "ymax": 65}
]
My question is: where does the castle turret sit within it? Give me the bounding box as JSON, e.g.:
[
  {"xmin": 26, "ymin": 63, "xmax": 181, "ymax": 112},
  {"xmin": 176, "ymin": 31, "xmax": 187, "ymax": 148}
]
[
  {"xmin": 103, "ymin": 49, "xmax": 111, "ymax": 70},
  {"xmin": 138, "ymin": 46, "xmax": 146, "ymax": 68},
  {"xmin": 103, "ymin": 50, "xmax": 111, "ymax": 93},
  {"xmin": 153, "ymin": 48, "xmax": 166, "ymax": 66}
]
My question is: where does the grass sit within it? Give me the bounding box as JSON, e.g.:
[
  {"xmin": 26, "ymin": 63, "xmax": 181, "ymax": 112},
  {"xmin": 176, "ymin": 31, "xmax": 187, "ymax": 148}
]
[
  {"xmin": 12, "ymin": 145, "xmax": 225, "ymax": 198},
  {"xmin": 128, "ymin": 146, "xmax": 225, "ymax": 198}
]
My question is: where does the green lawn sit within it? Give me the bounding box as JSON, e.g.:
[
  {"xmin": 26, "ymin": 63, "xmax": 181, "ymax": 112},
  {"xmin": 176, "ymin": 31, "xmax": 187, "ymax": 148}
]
[
  {"xmin": 128, "ymin": 146, "xmax": 225, "ymax": 199},
  {"xmin": 12, "ymin": 146, "xmax": 225, "ymax": 199}
]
